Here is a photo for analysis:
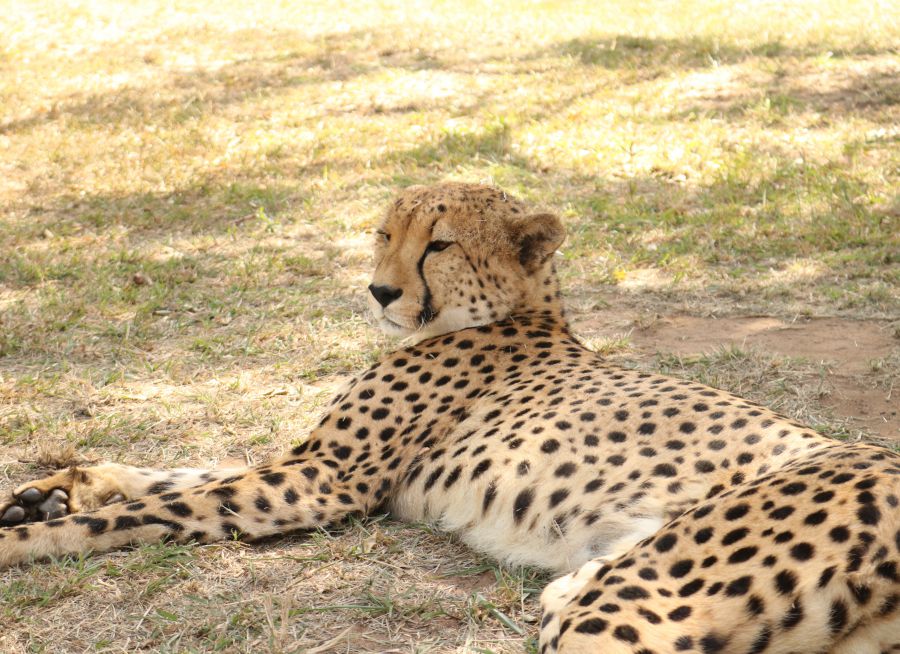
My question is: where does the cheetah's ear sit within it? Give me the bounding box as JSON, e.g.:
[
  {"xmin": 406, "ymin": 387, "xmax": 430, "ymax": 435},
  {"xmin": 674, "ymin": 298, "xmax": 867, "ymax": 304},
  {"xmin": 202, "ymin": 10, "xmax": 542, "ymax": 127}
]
[{"xmin": 508, "ymin": 213, "xmax": 565, "ymax": 274}]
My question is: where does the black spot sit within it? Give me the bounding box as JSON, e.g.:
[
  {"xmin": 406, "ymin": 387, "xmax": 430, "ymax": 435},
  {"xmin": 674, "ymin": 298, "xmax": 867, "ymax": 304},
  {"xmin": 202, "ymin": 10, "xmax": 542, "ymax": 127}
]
[
  {"xmin": 725, "ymin": 504, "xmax": 750, "ymax": 521},
  {"xmin": 725, "ymin": 576, "xmax": 752, "ymax": 597},
  {"xmin": 699, "ymin": 633, "xmax": 728, "ymax": 653},
  {"xmin": 858, "ymin": 504, "xmax": 881, "ymax": 526},
  {"xmin": 147, "ymin": 481, "xmax": 174, "ymax": 494},
  {"xmin": 574, "ymin": 617, "xmax": 608, "ymax": 634},
  {"xmin": 261, "ymin": 472, "xmax": 285, "ymax": 487},
  {"xmin": 142, "ymin": 514, "xmax": 184, "ymax": 533},
  {"xmin": 828, "ymin": 527, "xmax": 850, "ymax": 543},
  {"xmin": 668, "ymin": 606, "xmax": 692, "ymax": 621},
  {"xmin": 747, "ymin": 627, "xmax": 772, "ymax": 654},
  {"xmin": 849, "ymin": 581, "xmax": 872, "ymax": 605},
  {"xmin": 679, "ymin": 579, "xmax": 704, "ymax": 597},
  {"xmin": 818, "ymin": 565, "xmax": 837, "ymax": 588},
  {"xmin": 549, "ymin": 489, "xmax": 570, "ymax": 508},
  {"xmin": 878, "ymin": 594, "xmax": 899, "ymax": 616},
  {"xmin": 613, "ymin": 625, "xmax": 639, "ymax": 643},
  {"xmin": 782, "ymin": 600, "xmax": 804, "ymax": 629},
  {"xmin": 585, "ymin": 478, "xmax": 604, "ymax": 493},
  {"xmin": 653, "ymin": 463, "xmax": 677, "ymax": 477},
  {"xmin": 471, "ymin": 459, "xmax": 492, "ymax": 480},
  {"xmin": 554, "ymin": 463, "xmax": 577, "ymax": 478},
  {"xmin": 333, "ymin": 446, "xmax": 352, "ymax": 460},
  {"xmin": 769, "ymin": 506, "xmax": 794, "ymax": 520},
  {"xmin": 444, "ymin": 465, "xmax": 463, "ymax": 489},
  {"xmin": 424, "ymin": 465, "xmax": 445, "ymax": 492},
  {"xmin": 578, "ymin": 590, "xmax": 602, "ymax": 606},
  {"xmin": 722, "ymin": 528, "xmax": 749, "ymax": 545},
  {"xmin": 655, "ymin": 533, "xmax": 677, "ymax": 553},
  {"xmin": 728, "ymin": 546, "xmax": 758, "ymax": 564},
  {"xmin": 638, "ymin": 607, "xmax": 661, "ymax": 624},
  {"xmin": 617, "ymin": 585, "xmax": 650, "ymax": 600},
  {"xmin": 164, "ymin": 502, "xmax": 193, "ymax": 517},
  {"xmin": 829, "ymin": 600, "xmax": 848, "ymax": 633},
  {"xmin": 114, "ymin": 515, "xmax": 140, "ymax": 530},
  {"xmin": 513, "ymin": 489, "xmax": 534, "ymax": 524},
  {"xmin": 72, "ymin": 516, "xmax": 108, "ymax": 535},
  {"xmin": 876, "ymin": 561, "xmax": 899, "ymax": 582},
  {"xmin": 804, "ymin": 510, "xmax": 828, "ymax": 525},
  {"xmin": 693, "ymin": 504, "xmax": 714, "ymax": 519},
  {"xmin": 790, "ymin": 542, "xmax": 814, "ymax": 561},
  {"xmin": 781, "ymin": 482, "xmax": 806, "ymax": 495},
  {"xmin": 746, "ymin": 595, "xmax": 765, "ymax": 615}
]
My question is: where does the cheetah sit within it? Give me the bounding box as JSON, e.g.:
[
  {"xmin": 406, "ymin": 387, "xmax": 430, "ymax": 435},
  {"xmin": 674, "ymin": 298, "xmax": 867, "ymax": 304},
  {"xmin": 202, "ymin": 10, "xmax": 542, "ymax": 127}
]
[{"xmin": 1, "ymin": 183, "xmax": 898, "ymax": 653}]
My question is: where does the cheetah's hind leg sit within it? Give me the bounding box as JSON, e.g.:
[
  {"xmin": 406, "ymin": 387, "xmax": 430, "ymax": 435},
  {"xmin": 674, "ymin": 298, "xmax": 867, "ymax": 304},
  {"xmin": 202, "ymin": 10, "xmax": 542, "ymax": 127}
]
[{"xmin": 539, "ymin": 558, "xmax": 612, "ymax": 654}]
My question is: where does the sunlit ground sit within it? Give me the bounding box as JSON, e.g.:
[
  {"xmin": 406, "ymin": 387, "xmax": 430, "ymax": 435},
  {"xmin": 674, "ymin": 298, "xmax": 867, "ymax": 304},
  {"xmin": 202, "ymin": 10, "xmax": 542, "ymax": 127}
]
[{"xmin": 1, "ymin": 1, "xmax": 898, "ymax": 651}]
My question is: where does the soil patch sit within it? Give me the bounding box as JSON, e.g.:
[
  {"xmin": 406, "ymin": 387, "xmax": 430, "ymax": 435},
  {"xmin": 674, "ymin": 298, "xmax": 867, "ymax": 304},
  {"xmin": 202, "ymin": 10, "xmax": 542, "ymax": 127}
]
[{"xmin": 576, "ymin": 315, "xmax": 899, "ymax": 441}]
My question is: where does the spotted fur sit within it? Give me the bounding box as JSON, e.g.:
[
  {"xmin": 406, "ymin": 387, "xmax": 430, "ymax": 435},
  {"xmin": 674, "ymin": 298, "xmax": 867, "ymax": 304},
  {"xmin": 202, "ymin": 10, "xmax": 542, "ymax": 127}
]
[{"xmin": 2, "ymin": 183, "xmax": 898, "ymax": 652}]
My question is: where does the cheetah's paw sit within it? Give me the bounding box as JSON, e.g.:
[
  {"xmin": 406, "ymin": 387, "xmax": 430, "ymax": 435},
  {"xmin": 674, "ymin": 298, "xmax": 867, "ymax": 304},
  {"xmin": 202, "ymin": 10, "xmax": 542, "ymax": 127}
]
[{"xmin": 0, "ymin": 468, "xmax": 125, "ymax": 525}]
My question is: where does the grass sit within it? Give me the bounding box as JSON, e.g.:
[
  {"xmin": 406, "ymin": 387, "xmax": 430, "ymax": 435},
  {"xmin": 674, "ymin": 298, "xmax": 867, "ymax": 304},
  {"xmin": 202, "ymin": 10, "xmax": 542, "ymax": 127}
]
[{"xmin": 1, "ymin": 0, "xmax": 898, "ymax": 651}]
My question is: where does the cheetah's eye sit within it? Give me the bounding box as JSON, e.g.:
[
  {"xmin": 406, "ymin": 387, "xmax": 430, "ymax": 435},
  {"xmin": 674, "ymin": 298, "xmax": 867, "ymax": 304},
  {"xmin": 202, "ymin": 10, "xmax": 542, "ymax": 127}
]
[
  {"xmin": 376, "ymin": 230, "xmax": 390, "ymax": 243},
  {"xmin": 425, "ymin": 240, "xmax": 453, "ymax": 254}
]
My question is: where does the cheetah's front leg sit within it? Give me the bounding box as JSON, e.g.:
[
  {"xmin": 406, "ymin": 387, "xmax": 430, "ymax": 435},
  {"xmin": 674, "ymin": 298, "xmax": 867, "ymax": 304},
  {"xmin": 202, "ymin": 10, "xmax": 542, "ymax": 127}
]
[
  {"xmin": 0, "ymin": 450, "xmax": 383, "ymax": 568},
  {"xmin": 0, "ymin": 463, "xmax": 242, "ymax": 526}
]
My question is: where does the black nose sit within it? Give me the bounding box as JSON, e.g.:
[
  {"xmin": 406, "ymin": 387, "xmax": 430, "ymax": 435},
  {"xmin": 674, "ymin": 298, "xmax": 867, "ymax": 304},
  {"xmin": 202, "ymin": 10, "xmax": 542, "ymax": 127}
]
[{"xmin": 368, "ymin": 284, "xmax": 403, "ymax": 308}]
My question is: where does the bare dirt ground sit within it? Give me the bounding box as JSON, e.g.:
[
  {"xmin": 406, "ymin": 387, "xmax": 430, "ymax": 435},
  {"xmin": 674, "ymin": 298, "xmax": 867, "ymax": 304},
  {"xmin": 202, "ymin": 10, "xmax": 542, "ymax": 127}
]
[{"xmin": 575, "ymin": 311, "xmax": 899, "ymax": 440}]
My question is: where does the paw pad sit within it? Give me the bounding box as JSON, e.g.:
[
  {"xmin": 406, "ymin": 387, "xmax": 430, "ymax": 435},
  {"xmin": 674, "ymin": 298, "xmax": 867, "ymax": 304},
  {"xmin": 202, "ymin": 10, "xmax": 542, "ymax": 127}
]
[
  {"xmin": 18, "ymin": 488, "xmax": 44, "ymax": 505},
  {"xmin": 0, "ymin": 505, "xmax": 25, "ymax": 526},
  {"xmin": 40, "ymin": 489, "xmax": 70, "ymax": 519},
  {"xmin": 0, "ymin": 488, "xmax": 70, "ymax": 526}
]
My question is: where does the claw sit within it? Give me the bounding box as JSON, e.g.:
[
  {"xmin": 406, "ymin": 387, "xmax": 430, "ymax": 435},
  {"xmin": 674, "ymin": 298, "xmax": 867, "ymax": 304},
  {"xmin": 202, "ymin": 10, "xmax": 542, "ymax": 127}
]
[
  {"xmin": 105, "ymin": 493, "xmax": 125, "ymax": 505},
  {"xmin": 17, "ymin": 487, "xmax": 44, "ymax": 506},
  {"xmin": 1, "ymin": 505, "xmax": 26, "ymax": 525}
]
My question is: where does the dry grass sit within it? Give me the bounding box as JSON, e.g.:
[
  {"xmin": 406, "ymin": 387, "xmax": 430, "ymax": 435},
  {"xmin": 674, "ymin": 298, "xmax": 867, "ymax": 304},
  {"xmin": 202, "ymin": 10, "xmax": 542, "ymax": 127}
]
[{"xmin": 1, "ymin": 1, "xmax": 898, "ymax": 651}]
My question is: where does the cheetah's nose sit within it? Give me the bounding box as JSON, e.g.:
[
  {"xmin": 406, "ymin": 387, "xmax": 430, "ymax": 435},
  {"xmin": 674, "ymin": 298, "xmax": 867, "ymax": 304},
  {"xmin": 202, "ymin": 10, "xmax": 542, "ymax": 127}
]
[{"xmin": 368, "ymin": 284, "xmax": 403, "ymax": 308}]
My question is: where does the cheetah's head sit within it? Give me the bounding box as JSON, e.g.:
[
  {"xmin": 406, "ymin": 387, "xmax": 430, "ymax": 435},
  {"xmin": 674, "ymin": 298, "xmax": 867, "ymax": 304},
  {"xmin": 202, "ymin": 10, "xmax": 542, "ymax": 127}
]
[{"xmin": 369, "ymin": 182, "xmax": 565, "ymax": 340}]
